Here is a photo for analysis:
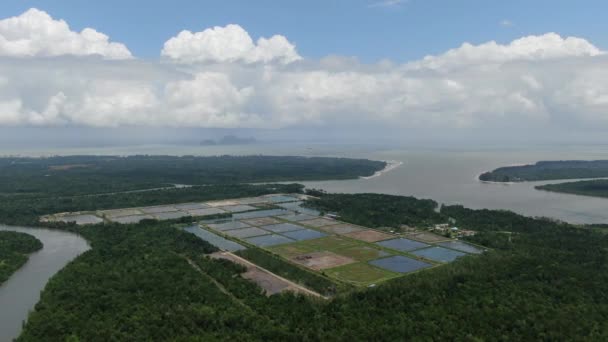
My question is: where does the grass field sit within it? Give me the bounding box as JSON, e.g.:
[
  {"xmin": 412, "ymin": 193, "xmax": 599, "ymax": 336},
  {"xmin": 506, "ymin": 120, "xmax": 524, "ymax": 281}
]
[
  {"xmin": 323, "ymin": 262, "xmax": 399, "ymax": 285},
  {"xmin": 334, "ymin": 245, "xmax": 390, "ymax": 261}
]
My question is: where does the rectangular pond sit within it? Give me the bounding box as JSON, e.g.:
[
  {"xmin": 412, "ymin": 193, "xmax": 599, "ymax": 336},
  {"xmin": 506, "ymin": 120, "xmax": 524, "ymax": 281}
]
[
  {"xmin": 233, "ymin": 209, "xmax": 290, "ymax": 219},
  {"xmin": 184, "ymin": 226, "xmax": 245, "ymax": 252},
  {"xmin": 376, "ymin": 238, "xmax": 429, "ymax": 252},
  {"xmin": 186, "ymin": 208, "xmax": 226, "ymax": 216},
  {"xmin": 224, "ymin": 227, "xmax": 270, "ymax": 239},
  {"xmin": 282, "ymin": 229, "xmax": 327, "ymax": 241},
  {"xmin": 276, "ymin": 213, "xmax": 317, "ymax": 222},
  {"xmin": 207, "ymin": 221, "xmax": 251, "ymax": 231},
  {"xmin": 140, "ymin": 205, "xmax": 179, "ymax": 214},
  {"xmin": 438, "ymin": 241, "xmax": 484, "ymax": 254},
  {"xmin": 153, "ymin": 211, "xmax": 189, "ymax": 220},
  {"xmin": 218, "ymin": 204, "xmax": 257, "ymax": 213},
  {"xmin": 175, "ymin": 203, "xmax": 210, "ymax": 210},
  {"xmin": 245, "ymin": 234, "xmax": 294, "ymax": 247},
  {"xmin": 261, "ymin": 223, "xmax": 305, "ymax": 233},
  {"xmin": 369, "ymin": 255, "xmax": 432, "ymax": 274},
  {"xmin": 265, "ymin": 195, "xmax": 299, "ymax": 203},
  {"xmin": 411, "ymin": 246, "xmax": 467, "ymax": 263}
]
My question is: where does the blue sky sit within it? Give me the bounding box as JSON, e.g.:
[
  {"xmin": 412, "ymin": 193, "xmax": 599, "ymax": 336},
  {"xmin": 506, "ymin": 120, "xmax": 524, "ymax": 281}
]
[
  {"xmin": 2, "ymin": 0, "xmax": 607, "ymax": 62},
  {"xmin": 0, "ymin": 1, "xmax": 607, "ymax": 143}
]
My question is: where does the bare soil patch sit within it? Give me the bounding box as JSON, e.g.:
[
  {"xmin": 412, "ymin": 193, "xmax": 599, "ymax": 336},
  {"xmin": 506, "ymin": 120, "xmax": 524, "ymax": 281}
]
[
  {"xmin": 241, "ymin": 217, "xmax": 281, "ymax": 226},
  {"xmin": 299, "ymin": 218, "xmax": 339, "ymax": 228},
  {"xmin": 406, "ymin": 232, "xmax": 451, "ymax": 243},
  {"xmin": 344, "ymin": 230, "xmax": 394, "ymax": 243},
  {"xmin": 290, "ymin": 251, "xmax": 356, "ymax": 270}
]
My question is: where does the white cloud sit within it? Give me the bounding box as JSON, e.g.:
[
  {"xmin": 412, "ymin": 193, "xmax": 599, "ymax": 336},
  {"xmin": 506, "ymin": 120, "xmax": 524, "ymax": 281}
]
[
  {"xmin": 161, "ymin": 24, "xmax": 300, "ymax": 64},
  {"xmin": 500, "ymin": 19, "xmax": 514, "ymax": 27},
  {"xmin": 368, "ymin": 0, "xmax": 407, "ymax": 8},
  {"xmin": 163, "ymin": 72, "xmax": 259, "ymax": 127},
  {"xmin": 1, "ymin": 11, "xmax": 608, "ymax": 141},
  {"xmin": 0, "ymin": 8, "xmax": 132, "ymax": 59},
  {"xmin": 407, "ymin": 32, "xmax": 603, "ymax": 71}
]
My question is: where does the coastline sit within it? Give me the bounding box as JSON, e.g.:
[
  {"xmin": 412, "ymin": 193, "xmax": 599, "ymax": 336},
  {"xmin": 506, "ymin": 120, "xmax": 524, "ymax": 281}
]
[
  {"xmin": 361, "ymin": 160, "xmax": 403, "ymax": 180},
  {"xmin": 476, "ymin": 163, "xmax": 529, "ymax": 184}
]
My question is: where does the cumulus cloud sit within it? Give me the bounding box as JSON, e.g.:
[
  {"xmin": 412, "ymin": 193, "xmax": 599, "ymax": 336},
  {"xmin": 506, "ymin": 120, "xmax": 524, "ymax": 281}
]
[
  {"xmin": 161, "ymin": 24, "xmax": 301, "ymax": 64},
  {"xmin": 1, "ymin": 10, "xmax": 608, "ymax": 141},
  {"xmin": 0, "ymin": 8, "xmax": 132, "ymax": 59},
  {"xmin": 407, "ymin": 32, "xmax": 603, "ymax": 71}
]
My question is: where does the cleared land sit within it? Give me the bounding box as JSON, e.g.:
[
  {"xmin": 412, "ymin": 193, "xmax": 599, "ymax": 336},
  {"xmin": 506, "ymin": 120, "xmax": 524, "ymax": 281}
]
[
  {"xmin": 317, "ymin": 223, "xmax": 364, "ymax": 235},
  {"xmin": 344, "ymin": 230, "xmax": 394, "ymax": 242},
  {"xmin": 210, "ymin": 252, "xmax": 322, "ymax": 297},
  {"xmin": 291, "ymin": 251, "xmax": 356, "ymax": 270},
  {"xmin": 406, "ymin": 231, "xmax": 451, "ymax": 243},
  {"xmin": 324, "ymin": 263, "xmax": 398, "ymax": 285}
]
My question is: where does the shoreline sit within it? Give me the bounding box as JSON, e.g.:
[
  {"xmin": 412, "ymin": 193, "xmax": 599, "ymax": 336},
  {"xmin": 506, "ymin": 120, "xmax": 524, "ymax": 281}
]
[
  {"xmin": 361, "ymin": 160, "xmax": 403, "ymax": 180},
  {"xmin": 476, "ymin": 163, "xmax": 529, "ymax": 184}
]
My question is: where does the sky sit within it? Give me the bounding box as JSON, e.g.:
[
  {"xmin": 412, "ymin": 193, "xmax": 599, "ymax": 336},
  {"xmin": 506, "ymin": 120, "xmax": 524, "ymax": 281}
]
[{"xmin": 0, "ymin": 1, "xmax": 608, "ymax": 146}]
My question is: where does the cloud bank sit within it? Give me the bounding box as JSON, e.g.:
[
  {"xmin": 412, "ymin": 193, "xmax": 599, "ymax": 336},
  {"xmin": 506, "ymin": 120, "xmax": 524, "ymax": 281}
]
[
  {"xmin": 0, "ymin": 8, "xmax": 132, "ymax": 59},
  {"xmin": 1, "ymin": 8, "xmax": 608, "ymax": 140}
]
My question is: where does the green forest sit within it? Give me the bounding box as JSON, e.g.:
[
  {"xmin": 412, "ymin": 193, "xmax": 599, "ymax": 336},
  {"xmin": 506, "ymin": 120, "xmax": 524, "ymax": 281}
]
[
  {"xmin": 0, "ymin": 231, "xmax": 42, "ymax": 284},
  {"xmin": 536, "ymin": 179, "xmax": 608, "ymax": 199},
  {"xmin": 13, "ymin": 191, "xmax": 608, "ymax": 341},
  {"xmin": 479, "ymin": 160, "xmax": 608, "ymax": 182},
  {"xmin": 305, "ymin": 191, "xmax": 445, "ymax": 230},
  {"xmin": 0, "ymin": 155, "xmax": 385, "ymax": 196}
]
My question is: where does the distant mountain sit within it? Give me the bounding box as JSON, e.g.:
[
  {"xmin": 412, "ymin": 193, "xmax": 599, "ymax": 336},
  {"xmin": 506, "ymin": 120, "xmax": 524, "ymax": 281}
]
[{"xmin": 200, "ymin": 135, "xmax": 257, "ymax": 146}]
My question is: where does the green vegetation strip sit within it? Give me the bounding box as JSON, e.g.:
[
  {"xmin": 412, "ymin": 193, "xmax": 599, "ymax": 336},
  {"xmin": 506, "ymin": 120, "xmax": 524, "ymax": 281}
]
[
  {"xmin": 304, "ymin": 192, "xmax": 445, "ymax": 230},
  {"xmin": 0, "ymin": 231, "xmax": 42, "ymax": 285},
  {"xmin": 479, "ymin": 160, "xmax": 608, "ymax": 182},
  {"xmin": 536, "ymin": 179, "xmax": 608, "ymax": 199},
  {"xmin": 0, "ymin": 155, "xmax": 385, "ymax": 197}
]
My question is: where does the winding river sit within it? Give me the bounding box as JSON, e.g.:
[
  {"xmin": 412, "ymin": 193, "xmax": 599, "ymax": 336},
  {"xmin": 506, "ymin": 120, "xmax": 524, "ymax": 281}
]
[{"xmin": 0, "ymin": 225, "xmax": 90, "ymax": 342}]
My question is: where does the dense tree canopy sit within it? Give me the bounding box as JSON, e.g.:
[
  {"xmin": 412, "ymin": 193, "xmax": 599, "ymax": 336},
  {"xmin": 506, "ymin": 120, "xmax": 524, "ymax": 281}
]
[
  {"xmin": 305, "ymin": 191, "xmax": 445, "ymax": 230},
  {"xmin": 0, "ymin": 155, "xmax": 385, "ymax": 196},
  {"xmin": 479, "ymin": 160, "xmax": 608, "ymax": 182},
  {"xmin": 0, "ymin": 231, "xmax": 42, "ymax": 284},
  {"xmin": 536, "ymin": 179, "xmax": 608, "ymax": 199}
]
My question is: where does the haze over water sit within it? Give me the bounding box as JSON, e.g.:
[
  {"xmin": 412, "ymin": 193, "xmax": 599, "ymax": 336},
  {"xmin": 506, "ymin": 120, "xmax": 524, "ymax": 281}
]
[{"xmin": 2, "ymin": 143, "xmax": 608, "ymax": 224}]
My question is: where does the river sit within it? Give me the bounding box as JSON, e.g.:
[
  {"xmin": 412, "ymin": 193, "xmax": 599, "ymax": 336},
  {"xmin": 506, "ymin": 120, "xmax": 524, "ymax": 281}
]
[{"xmin": 0, "ymin": 226, "xmax": 90, "ymax": 342}]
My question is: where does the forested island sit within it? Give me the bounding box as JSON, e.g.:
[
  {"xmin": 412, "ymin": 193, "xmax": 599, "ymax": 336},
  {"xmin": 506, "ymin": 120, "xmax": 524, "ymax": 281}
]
[
  {"xmin": 0, "ymin": 155, "xmax": 385, "ymax": 196},
  {"xmin": 0, "ymin": 231, "xmax": 42, "ymax": 285},
  {"xmin": 479, "ymin": 160, "xmax": 608, "ymax": 182},
  {"xmin": 536, "ymin": 179, "xmax": 608, "ymax": 198}
]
